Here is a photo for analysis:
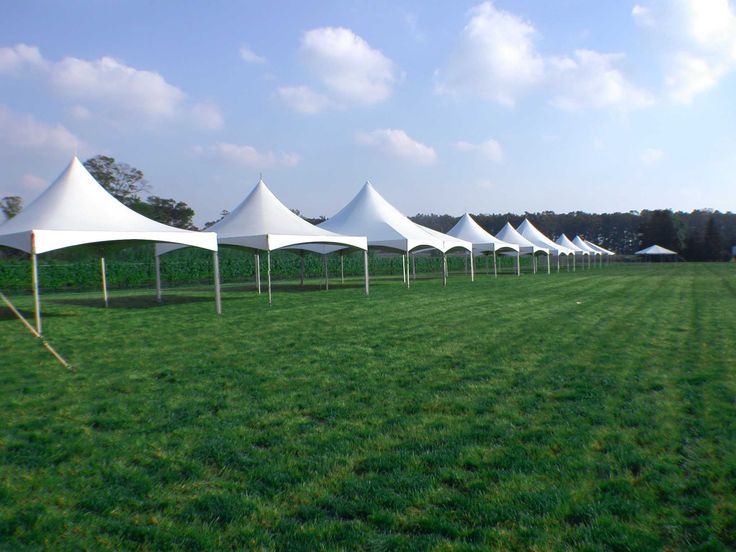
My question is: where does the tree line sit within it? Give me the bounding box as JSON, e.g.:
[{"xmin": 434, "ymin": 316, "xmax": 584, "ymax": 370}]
[{"xmin": 2, "ymin": 156, "xmax": 734, "ymax": 261}]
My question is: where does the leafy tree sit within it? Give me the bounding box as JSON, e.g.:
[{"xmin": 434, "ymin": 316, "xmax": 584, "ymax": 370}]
[
  {"xmin": 204, "ymin": 210, "xmax": 230, "ymax": 229},
  {"xmin": 702, "ymin": 215, "xmax": 723, "ymax": 261},
  {"xmin": 134, "ymin": 196, "xmax": 196, "ymax": 230},
  {"xmin": 639, "ymin": 209, "xmax": 681, "ymax": 251},
  {"xmin": 84, "ymin": 155, "xmax": 150, "ymax": 206},
  {"xmin": 1, "ymin": 196, "xmax": 22, "ymax": 220}
]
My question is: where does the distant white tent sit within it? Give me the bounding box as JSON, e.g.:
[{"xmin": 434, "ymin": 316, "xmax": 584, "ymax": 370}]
[
  {"xmin": 447, "ymin": 213, "xmax": 521, "ymax": 276},
  {"xmin": 496, "ymin": 222, "xmax": 551, "ymax": 274},
  {"xmin": 298, "ymin": 182, "xmax": 471, "ymax": 287},
  {"xmin": 584, "ymin": 239, "xmax": 615, "ymax": 266},
  {"xmin": 157, "ymin": 179, "xmax": 368, "ymax": 303},
  {"xmin": 517, "ymin": 219, "xmax": 574, "ymax": 273},
  {"xmin": 634, "ymin": 245, "xmax": 679, "ymax": 256},
  {"xmin": 0, "ymin": 157, "xmax": 219, "ymax": 334},
  {"xmin": 555, "ymin": 233, "xmax": 587, "ymax": 271},
  {"xmin": 572, "ymin": 235, "xmax": 598, "ymax": 268}
]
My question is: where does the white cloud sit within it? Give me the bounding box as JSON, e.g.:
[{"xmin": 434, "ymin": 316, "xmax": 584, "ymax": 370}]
[
  {"xmin": 300, "ymin": 27, "xmax": 396, "ymax": 104},
  {"xmin": 355, "ymin": 128, "xmax": 436, "ymax": 165},
  {"xmin": 634, "ymin": 0, "xmax": 736, "ymax": 103},
  {"xmin": 21, "ymin": 173, "xmax": 47, "ymax": 191},
  {"xmin": 549, "ymin": 49, "xmax": 654, "ymax": 110},
  {"xmin": 0, "ymin": 44, "xmax": 223, "ymax": 127},
  {"xmin": 191, "ymin": 101, "xmax": 224, "ymax": 130},
  {"xmin": 435, "ymin": 1, "xmax": 544, "ymax": 106},
  {"xmin": 0, "ymin": 105, "xmax": 81, "ymax": 152},
  {"xmin": 68, "ymin": 105, "xmax": 92, "ymax": 120},
  {"xmin": 0, "ymin": 43, "xmax": 45, "ymax": 73},
  {"xmin": 194, "ymin": 142, "xmax": 299, "ymax": 169},
  {"xmin": 641, "ymin": 147, "xmax": 664, "ymax": 165},
  {"xmin": 240, "ymin": 45, "xmax": 266, "ymax": 64},
  {"xmin": 276, "ymin": 86, "xmax": 332, "ymax": 114},
  {"xmin": 455, "ymin": 139, "xmax": 504, "ymax": 162}
]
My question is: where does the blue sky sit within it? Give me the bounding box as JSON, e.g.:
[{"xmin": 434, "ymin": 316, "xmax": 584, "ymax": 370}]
[{"xmin": 1, "ymin": 0, "xmax": 735, "ymax": 225}]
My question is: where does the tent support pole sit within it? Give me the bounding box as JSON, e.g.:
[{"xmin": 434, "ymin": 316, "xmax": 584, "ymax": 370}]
[
  {"xmin": 470, "ymin": 252, "xmax": 475, "ymax": 282},
  {"xmin": 412, "ymin": 253, "xmax": 416, "ymax": 280},
  {"xmin": 31, "ymin": 253, "xmax": 41, "ymax": 335},
  {"xmin": 300, "ymin": 253, "xmax": 305, "ymax": 287},
  {"xmin": 255, "ymin": 253, "xmax": 261, "ymax": 294},
  {"xmin": 363, "ymin": 250, "xmax": 369, "ymax": 296},
  {"xmin": 493, "ymin": 251, "xmax": 498, "ymax": 278},
  {"xmin": 533, "ymin": 255, "xmax": 537, "ymax": 274},
  {"xmin": 556, "ymin": 255, "xmax": 560, "ymax": 273},
  {"xmin": 155, "ymin": 255, "xmax": 162, "ymax": 302},
  {"xmin": 547, "ymin": 254, "xmax": 551, "ymax": 274},
  {"xmin": 405, "ymin": 252, "xmax": 411, "ymax": 288},
  {"xmin": 402, "ymin": 254, "xmax": 406, "ymax": 284},
  {"xmin": 516, "ymin": 252, "xmax": 521, "ymax": 276},
  {"xmin": 324, "ymin": 254, "xmax": 329, "ymax": 291},
  {"xmin": 442, "ymin": 253, "xmax": 447, "ymax": 286},
  {"xmin": 340, "ymin": 253, "xmax": 344, "ymax": 284},
  {"xmin": 100, "ymin": 256, "xmax": 109, "ymax": 307},
  {"xmin": 267, "ymin": 250, "xmax": 272, "ymax": 304},
  {"xmin": 213, "ymin": 251, "xmax": 222, "ymax": 315}
]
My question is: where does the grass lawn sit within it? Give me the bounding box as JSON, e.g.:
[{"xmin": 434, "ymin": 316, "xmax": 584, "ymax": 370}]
[{"xmin": 1, "ymin": 263, "xmax": 735, "ymax": 550}]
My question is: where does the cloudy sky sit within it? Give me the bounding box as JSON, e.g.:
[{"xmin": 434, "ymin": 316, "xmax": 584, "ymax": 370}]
[{"xmin": 1, "ymin": 0, "xmax": 735, "ymax": 225}]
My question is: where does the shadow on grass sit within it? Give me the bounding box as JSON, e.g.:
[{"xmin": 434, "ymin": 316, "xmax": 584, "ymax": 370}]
[
  {"xmin": 49, "ymin": 294, "xmax": 215, "ymax": 309},
  {"xmin": 0, "ymin": 308, "xmax": 69, "ymax": 322}
]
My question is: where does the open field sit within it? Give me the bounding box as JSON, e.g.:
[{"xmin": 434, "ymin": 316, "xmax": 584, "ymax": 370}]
[{"xmin": 1, "ymin": 263, "xmax": 735, "ymax": 550}]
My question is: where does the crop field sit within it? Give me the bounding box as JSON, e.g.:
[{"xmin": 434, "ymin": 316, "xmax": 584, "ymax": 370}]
[{"xmin": 1, "ymin": 263, "xmax": 735, "ymax": 550}]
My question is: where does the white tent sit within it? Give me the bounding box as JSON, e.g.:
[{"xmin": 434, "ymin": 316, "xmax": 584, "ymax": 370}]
[
  {"xmin": 572, "ymin": 235, "xmax": 599, "ymax": 268},
  {"xmin": 517, "ymin": 219, "xmax": 574, "ymax": 272},
  {"xmin": 157, "ymin": 179, "xmax": 368, "ymax": 303},
  {"xmin": 299, "ymin": 182, "xmax": 469, "ymax": 287},
  {"xmin": 636, "ymin": 245, "xmax": 677, "ymax": 255},
  {"xmin": 584, "ymin": 239, "xmax": 615, "ymax": 266},
  {"xmin": 447, "ymin": 213, "xmax": 520, "ymax": 276},
  {"xmin": 0, "ymin": 157, "xmax": 220, "ymax": 334},
  {"xmin": 495, "ymin": 222, "xmax": 551, "ymax": 274},
  {"xmin": 556, "ymin": 233, "xmax": 587, "ymax": 271}
]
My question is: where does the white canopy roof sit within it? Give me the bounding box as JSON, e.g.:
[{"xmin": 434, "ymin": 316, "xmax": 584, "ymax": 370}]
[
  {"xmin": 556, "ymin": 233, "xmax": 588, "ymax": 255},
  {"xmin": 312, "ymin": 182, "xmax": 446, "ymax": 253},
  {"xmin": 584, "ymin": 239, "xmax": 615, "ymax": 255},
  {"xmin": 415, "ymin": 224, "xmax": 472, "ymax": 254},
  {"xmin": 0, "ymin": 157, "xmax": 217, "ymax": 254},
  {"xmin": 496, "ymin": 222, "xmax": 549, "ymax": 255},
  {"xmin": 158, "ymin": 179, "xmax": 367, "ymax": 255},
  {"xmin": 635, "ymin": 244, "xmax": 677, "ymax": 255},
  {"xmin": 447, "ymin": 213, "xmax": 519, "ymax": 254},
  {"xmin": 517, "ymin": 219, "xmax": 573, "ymax": 256},
  {"xmin": 572, "ymin": 235, "xmax": 600, "ymax": 255}
]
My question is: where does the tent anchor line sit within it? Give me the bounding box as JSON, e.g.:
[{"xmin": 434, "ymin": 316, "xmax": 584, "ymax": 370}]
[{"xmin": 0, "ymin": 291, "xmax": 72, "ymax": 370}]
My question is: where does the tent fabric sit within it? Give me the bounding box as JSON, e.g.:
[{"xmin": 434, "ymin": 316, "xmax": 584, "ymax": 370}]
[
  {"xmin": 157, "ymin": 179, "xmax": 366, "ymax": 255},
  {"xmin": 495, "ymin": 222, "xmax": 549, "ymax": 256},
  {"xmin": 447, "ymin": 213, "xmax": 519, "ymax": 254},
  {"xmin": 415, "ymin": 224, "xmax": 472, "ymax": 254},
  {"xmin": 0, "ymin": 157, "xmax": 217, "ymax": 254},
  {"xmin": 572, "ymin": 235, "xmax": 601, "ymax": 255},
  {"xmin": 517, "ymin": 219, "xmax": 573, "ymax": 256},
  {"xmin": 635, "ymin": 244, "xmax": 677, "ymax": 255},
  {"xmin": 584, "ymin": 240, "xmax": 615, "ymax": 255},
  {"xmin": 556, "ymin": 233, "xmax": 588, "ymax": 255},
  {"xmin": 306, "ymin": 182, "xmax": 448, "ymax": 254}
]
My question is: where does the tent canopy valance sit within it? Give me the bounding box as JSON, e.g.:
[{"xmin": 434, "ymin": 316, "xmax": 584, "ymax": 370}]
[{"xmin": 446, "ymin": 213, "xmax": 519, "ymax": 254}]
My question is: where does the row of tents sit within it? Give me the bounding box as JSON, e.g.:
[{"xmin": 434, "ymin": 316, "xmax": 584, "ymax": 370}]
[{"xmin": 0, "ymin": 157, "xmax": 615, "ymax": 334}]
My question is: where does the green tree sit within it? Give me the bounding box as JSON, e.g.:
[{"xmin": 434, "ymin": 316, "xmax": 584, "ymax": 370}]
[
  {"xmin": 83, "ymin": 155, "xmax": 150, "ymax": 206},
  {"xmin": 0, "ymin": 196, "xmax": 22, "ymax": 220},
  {"xmin": 134, "ymin": 196, "xmax": 196, "ymax": 230},
  {"xmin": 639, "ymin": 209, "xmax": 680, "ymax": 251},
  {"xmin": 702, "ymin": 215, "xmax": 723, "ymax": 261}
]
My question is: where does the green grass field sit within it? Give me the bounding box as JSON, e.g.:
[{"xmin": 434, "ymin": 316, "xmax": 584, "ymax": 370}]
[{"xmin": 1, "ymin": 263, "xmax": 735, "ymax": 550}]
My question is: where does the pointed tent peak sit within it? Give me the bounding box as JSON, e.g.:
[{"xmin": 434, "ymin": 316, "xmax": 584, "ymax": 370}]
[{"xmin": 636, "ymin": 244, "xmax": 677, "ymax": 255}]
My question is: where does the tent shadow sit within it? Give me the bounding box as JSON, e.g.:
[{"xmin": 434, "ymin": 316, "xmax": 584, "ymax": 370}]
[
  {"xmin": 0, "ymin": 308, "xmax": 68, "ymax": 322},
  {"xmin": 221, "ymin": 282, "xmax": 366, "ymax": 294},
  {"xmin": 49, "ymin": 294, "xmax": 214, "ymax": 309}
]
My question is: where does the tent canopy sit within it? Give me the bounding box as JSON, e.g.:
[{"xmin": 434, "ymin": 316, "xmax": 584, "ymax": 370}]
[
  {"xmin": 157, "ymin": 179, "xmax": 367, "ymax": 255},
  {"xmin": 308, "ymin": 182, "xmax": 446, "ymax": 253},
  {"xmin": 635, "ymin": 244, "xmax": 677, "ymax": 255},
  {"xmin": 584, "ymin": 239, "xmax": 615, "ymax": 255},
  {"xmin": 496, "ymin": 222, "xmax": 549, "ymax": 255},
  {"xmin": 447, "ymin": 213, "xmax": 519, "ymax": 254},
  {"xmin": 0, "ymin": 157, "xmax": 217, "ymax": 254},
  {"xmin": 517, "ymin": 219, "xmax": 573, "ymax": 256},
  {"xmin": 572, "ymin": 235, "xmax": 600, "ymax": 255},
  {"xmin": 556, "ymin": 233, "xmax": 587, "ymax": 255}
]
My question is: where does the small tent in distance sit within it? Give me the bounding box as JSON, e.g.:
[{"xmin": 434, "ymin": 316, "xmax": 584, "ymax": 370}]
[
  {"xmin": 447, "ymin": 213, "xmax": 520, "ymax": 276},
  {"xmin": 635, "ymin": 244, "xmax": 679, "ymax": 262},
  {"xmin": 496, "ymin": 222, "xmax": 551, "ymax": 274},
  {"xmin": 0, "ymin": 157, "xmax": 220, "ymax": 334}
]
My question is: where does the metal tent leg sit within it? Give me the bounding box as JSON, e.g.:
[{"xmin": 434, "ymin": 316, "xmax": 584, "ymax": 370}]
[
  {"xmin": 267, "ymin": 250, "xmax": 272, "ymax": 304},
  {"xmin": 100, "ymin": 256, "xmax": 109, "ymax": 307},
  {"xmin": 363, "ymin": 250, "xmax": 370, "ymax": 296},
  {"xmin": 442, "ymin": 253, "xmax": 448, "ymax": 286},
  {"xmin": 255, "ymin": 253, "xmax": 261, "ymax": 293},
  {"xmin": 31, "ymin": 253, "xmax": 41, "ymax": 335},
  {"xmin": 470, "ymin": 252, "xmax": 474, "ymax": 282},
  {"xmin": 155, "ymin": 255, "xmax": 162, "ymax": 302},
  {"xmin": 516, "ymin": 252, "xmax": 521, "ymax": 276},
  {"xmin": 213, "ymin": 251, "xmax": 222, "ymax": 314}
]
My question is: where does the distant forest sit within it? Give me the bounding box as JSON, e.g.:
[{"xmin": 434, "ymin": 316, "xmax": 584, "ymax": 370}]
[{"xmin": 407, "ymin": 209, "xmax": 736, "ymax": 261}]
